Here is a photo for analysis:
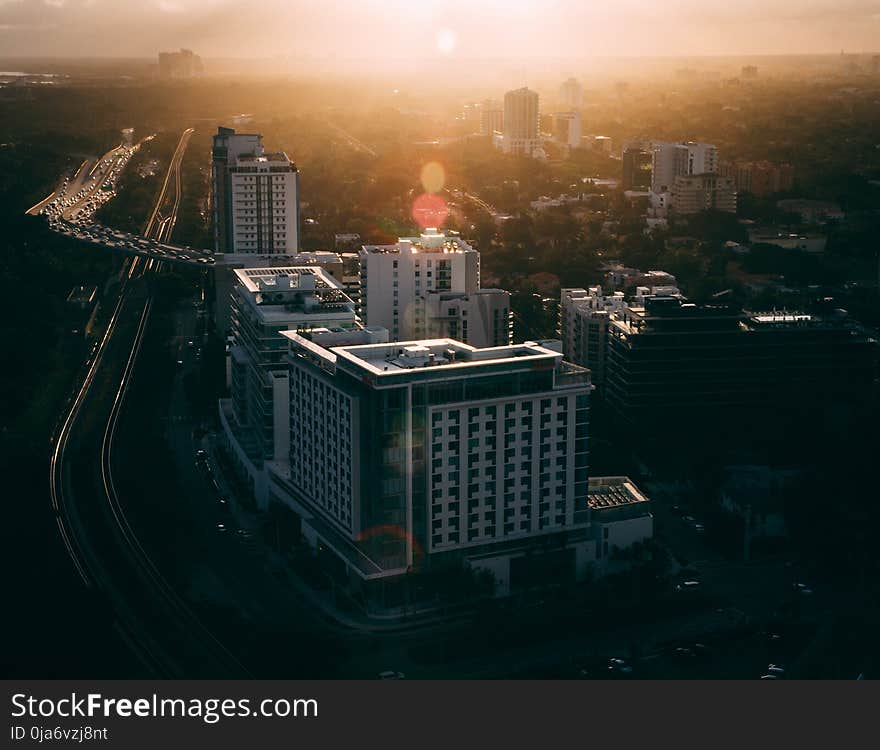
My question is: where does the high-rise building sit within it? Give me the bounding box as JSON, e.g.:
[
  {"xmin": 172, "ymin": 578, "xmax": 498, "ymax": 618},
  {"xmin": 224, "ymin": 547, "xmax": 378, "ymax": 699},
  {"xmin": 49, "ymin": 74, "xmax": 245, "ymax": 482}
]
[
  {"xmin": 551, "ymin": 112, "xmax": 582, "ymax": 149},
  {"xmin": 479, "ymin": 99, "xmax": 503, "ymax": 136},
  {"xmin": 268, "ymin": 334, "xmax": 616, "ymax": 595},
  {"xmin": 651, "ymin": 142, "xmax": 718, "ymax": 194},
  {"xmin": 359, "ymin": 229, "xmax": 481, "ymax": 341},
  {"xmin": 622, "ymin": 145, "xmax": 653, "ymax": 190},
  {"xmin": 605, "ymin": 296, "xmax": 878, "ymax": 430},
  {"xmin": 560, "ymin": 286, "xmax": 680, "ymax": 388},
  {"xmin": 219, "ymin": 266, "xmax": 365, "ymax": 496},
  {"xmin": 212, "ymin": 127, "xmax": 300, "ymax": 255},
  {"xmin": 671, "ymin": 173, "xmax": 737, "ymax": 214},
  {"xmin": 420, "ymin": 289, "xmax": 512, "ymax": 348},
  {"xmin": 558, "ymin": 77, "xmax": 583, "ymax": 109},
  {"xmin": 497, "ymin": 87, "xmax": 542, "ymax": 156},
  {"xmin": 560, "ymin": 287, "xmax": 627, "ymax": 388},
  {"xmin": 158, "ymin": 48, "xmax": 203, "ymax": 78}
]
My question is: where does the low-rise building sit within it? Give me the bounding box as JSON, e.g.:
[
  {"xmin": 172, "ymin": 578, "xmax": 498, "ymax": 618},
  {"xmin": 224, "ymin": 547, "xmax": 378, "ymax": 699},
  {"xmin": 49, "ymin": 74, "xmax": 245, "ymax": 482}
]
[{"xmin": 671, "ymin": 173, "xmax": 737, "ymax": 214}]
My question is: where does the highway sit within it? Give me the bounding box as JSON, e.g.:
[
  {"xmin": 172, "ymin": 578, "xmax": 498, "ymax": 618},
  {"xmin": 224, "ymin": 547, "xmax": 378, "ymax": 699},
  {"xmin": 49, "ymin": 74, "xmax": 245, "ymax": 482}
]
[{"xmin": 49, "ymin": 128, "xmax": 248, "ymax": 677}]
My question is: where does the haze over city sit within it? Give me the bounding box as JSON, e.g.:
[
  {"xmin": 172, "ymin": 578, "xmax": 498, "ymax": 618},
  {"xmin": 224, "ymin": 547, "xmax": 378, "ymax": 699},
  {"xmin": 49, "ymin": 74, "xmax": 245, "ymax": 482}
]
[
  {"xmin": 1, "ymin": 0, "xmax": 879, "ymax": 61},
  {"xmin": 2, "ymin": 0, "xmax": 880, "ymax": 723}
]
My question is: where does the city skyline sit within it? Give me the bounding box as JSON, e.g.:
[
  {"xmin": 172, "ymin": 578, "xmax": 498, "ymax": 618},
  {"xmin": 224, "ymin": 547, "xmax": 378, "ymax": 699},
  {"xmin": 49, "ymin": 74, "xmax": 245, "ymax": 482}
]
[{"xmin": 0, "ymin": 0, "xmax": 879, "ymax": 60}]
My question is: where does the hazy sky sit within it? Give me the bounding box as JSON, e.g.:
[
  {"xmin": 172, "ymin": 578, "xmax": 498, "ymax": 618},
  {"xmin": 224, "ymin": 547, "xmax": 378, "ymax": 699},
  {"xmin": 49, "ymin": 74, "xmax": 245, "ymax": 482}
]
[{"xmin": 0, "ymin": 0, "xmax": 878, "ymax": 60}]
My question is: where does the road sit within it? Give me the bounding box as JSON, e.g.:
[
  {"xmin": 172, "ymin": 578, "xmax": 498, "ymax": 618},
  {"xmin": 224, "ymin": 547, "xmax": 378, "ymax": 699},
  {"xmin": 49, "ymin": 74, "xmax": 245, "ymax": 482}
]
[{"xmin": 49, "ymin": 127, "xmax": 247, "ymax": 677}]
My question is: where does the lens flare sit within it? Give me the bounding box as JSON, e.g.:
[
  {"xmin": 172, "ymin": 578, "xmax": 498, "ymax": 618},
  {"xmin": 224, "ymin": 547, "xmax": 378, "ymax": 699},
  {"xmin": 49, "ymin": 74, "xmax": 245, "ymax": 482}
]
[
  {"xmin": 436, "ymin": 28, "xmax": 457, "ymax": 55},
  {"xmin": 420, "ymin": 161, "xmax": 445, "ymax": 194},
  {"xmin": 412, "ymin": 192, "xmax": 449, "ymax": 229}
]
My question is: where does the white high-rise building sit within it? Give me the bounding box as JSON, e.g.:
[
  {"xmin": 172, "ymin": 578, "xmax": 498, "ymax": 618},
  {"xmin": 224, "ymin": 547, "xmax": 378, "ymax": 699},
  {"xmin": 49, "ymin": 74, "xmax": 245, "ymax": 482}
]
[
  {"xmin": 551, "ymin": 111, "xmax": 582, "ymax": 149},
  {"xmin": 558, "ymin": 77, "xmax": 583, "ymax": 109},
  {"xmin": 560, "ymin": 287, "xmax": 627, "ymax": 388},
  {"xmin": 497, "ymin": 87, "xmax": 542, "ymax": 157},
  {"xmin": 219, "ymin": 266, "xmax": 367, "ymax": 500},
  {"xmin": 212, "ymin": 127, "xmax": 300, "ymax": 254},
  {"xmin": 359, "ymin": 229, "xmax": 481, "ymax": 341},
  {"xmin": 268, "ymin": 335, "xmax": 604, "ymax": 594},
  {"xmin": 651, "ymin": 142, "xmax": 719, "ymax": 194},
  {"xmin": 420, "ymin": 288, "xmax": 512, "ymax": 348}
]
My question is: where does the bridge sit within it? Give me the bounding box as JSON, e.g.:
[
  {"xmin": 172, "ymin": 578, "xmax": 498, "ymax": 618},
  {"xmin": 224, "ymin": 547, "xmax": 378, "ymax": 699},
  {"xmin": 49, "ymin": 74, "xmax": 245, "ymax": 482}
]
[{"xmin": 51, "ymin": 218, "xmax": 216, "ymax": 267}]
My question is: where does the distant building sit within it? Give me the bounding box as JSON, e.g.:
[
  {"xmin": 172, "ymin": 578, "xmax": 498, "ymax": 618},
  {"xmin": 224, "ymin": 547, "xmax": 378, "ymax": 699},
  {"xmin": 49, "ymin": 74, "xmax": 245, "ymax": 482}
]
[
  {"xmin": 721, "ymin": 160, "xmax": 794, "ymax": 196},
  {"xmin": 551, "ymin": 111, "xmax": 582, "ymax": 149},
  {"xmin": 496, "ymin": 87, "xmax": 542, "ymax": 157},
  {"xmin": 622, "ymin": 146, "xmax": 653, "ymax": 190},
  {"xmin": 479, "ymin": 99, "xmax": 504, "ymax": 137},
  {"xmin": 747, "ymin": 228, "xmax": 827, "ymax": 253},
  {"xmin": 158, "ymin": 49, "xmax": 203, "ymax": 78},
  {"xmin": 671, "ymin": 173, "xmax": 737, "ymax": 214},
  {"xmin": 741, "ymin": 65, "xmax": 759, "ymax": 79},
  {"xmin": 587, "ymin": 135, "xmax": 613, "ymax": 154},
  {"xmin": 651, "ymin": 142, "xmax": 718, "ymax": 194},
  {"xmin": 212, "ymin": 127, "xmax": 300, "ymax": 255},
  {"xmin": 558, "ymin": 77, "xmax": 583, "ymax": 109},
  {"xmin": 776, "ymin": 199, "xmax": 844, "ymax": 224}
]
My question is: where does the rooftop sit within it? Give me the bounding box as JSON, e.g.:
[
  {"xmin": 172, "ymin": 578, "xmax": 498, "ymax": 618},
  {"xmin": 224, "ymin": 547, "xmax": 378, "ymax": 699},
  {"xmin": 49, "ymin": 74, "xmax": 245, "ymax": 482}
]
[
  {"xmin": 361, "ymin": 228, "xmax": 475, "ymax": 256},
  {"xmin": 332, "ymin": 339, "xmax": 563, "ymax": 376},
  {"xmin": 587, "ymin": 476, "xmax": 650, "ymax": 511},
  {"xmin": 234, "ymin": 266, "xmax": 355, "ymax": 321}
]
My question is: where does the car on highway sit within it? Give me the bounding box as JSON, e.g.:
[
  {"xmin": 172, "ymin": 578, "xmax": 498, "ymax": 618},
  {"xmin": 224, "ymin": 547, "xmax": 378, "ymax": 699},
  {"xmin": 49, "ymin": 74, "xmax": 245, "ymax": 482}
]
[{"xmin": 378, "ymin": 671, "xmax": 405, "ymax": 680}]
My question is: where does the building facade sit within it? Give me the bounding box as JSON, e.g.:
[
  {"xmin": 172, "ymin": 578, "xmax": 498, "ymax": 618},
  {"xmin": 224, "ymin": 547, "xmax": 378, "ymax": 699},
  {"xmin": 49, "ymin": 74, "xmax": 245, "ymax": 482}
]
[
  {"xmin": 622, "ymin": 146, "xmax": 653, "ymax": 190},
  {"xmin": 551, "ymin": 111, "xmax": 583, "ymax": 149},
  {"xmin": 605, "ymin": 296, "xmax": 878, "ymax": 429},
  {"xmin": 651, "ymin": 142, "xmax": 719, "ymax": 194},
  {"xmin": 212, "ymin": 127, "xmax": 300, "ymax": 255},
  {"xmin": 359, "ymin": 229, "xmax": 481, "ymax": 341},
  {"xmin": 420, "ymin": 289, "xmax": 512, "ymax": 348},
  {"xmin": 671, "ymin": 173, "xmax": 737, "ymax": 214},
  {"xmin": 220, "ymin": 266, "xmax": 363, "ymax": 497},
  {"xmin": 498, "ymin": 87, "xmax": 542, "ymax": 156},
  {"xmin": 270, "ymin": 336, "xmax": 604, "ymax": 594},
  {"xmin": 558, "ymin": 77, "xmax": 583, "ymax": 109}
]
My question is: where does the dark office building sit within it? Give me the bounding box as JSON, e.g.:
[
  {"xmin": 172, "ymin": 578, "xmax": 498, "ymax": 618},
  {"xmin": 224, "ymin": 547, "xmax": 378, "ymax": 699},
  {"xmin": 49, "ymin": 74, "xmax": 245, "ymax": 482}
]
[
  {"xmin": 605, "ymin": 296, "xmax": 878, "ymax": 432},
  {"xmin": 622, "ymin": 146, "xmax": 653, "ymax": 191}
]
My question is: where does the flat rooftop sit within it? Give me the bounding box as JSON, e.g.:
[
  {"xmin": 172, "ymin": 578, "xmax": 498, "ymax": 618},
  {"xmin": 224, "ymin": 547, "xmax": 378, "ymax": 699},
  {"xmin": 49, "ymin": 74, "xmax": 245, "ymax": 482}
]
[
  {"xmin": 234, "ymin": 266, "xmax": 337, "ymax": 294},
  {"xmin": 361, "ymin": 228, "xmax": 475, "ymax": 255},
  {"xmin": 331, "ymin": 339, "xmax": 564, "ymax": 376},
  {"xmin": 587, "ymin": 476, "xmax": 650, "ymax": 511}
]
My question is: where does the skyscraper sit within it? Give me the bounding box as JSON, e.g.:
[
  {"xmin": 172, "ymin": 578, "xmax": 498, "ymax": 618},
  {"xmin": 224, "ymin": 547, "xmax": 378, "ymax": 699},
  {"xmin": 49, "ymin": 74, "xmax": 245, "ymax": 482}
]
[
  {"xmin": 220, "ymin": 266, "xmax": 365, "ymax": 498},
  {"xmin": 558, "ymin": 77, "xmax": 583, "ymax": 109},
  {"xmin": 272, "ymin": 334, "xmax": 607, "ymax": 594},
  {"xmin": 498, "ymin": 87, "xmax": 542, "ymax": 156},
  {"xmin": 551, "ymin": 111, "xmax": 582, "ymax": 149},
  {"xmin": 212, "ymin": 127, "xmax": 300, "ymax": 255},
  {"xmin": 359, "ymin": 229, "xmax": 480, "ymax": 341},
  {"xmin": 651, "ymin": 142, "xmax": 718, "ymax": 194}
]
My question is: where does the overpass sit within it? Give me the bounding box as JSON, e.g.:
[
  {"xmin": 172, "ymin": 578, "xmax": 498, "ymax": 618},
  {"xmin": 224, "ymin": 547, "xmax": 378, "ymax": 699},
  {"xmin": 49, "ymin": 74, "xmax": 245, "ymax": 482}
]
[{"xmin": 51, "ymin": 218, "xmax": 216, "ymax": 267}]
